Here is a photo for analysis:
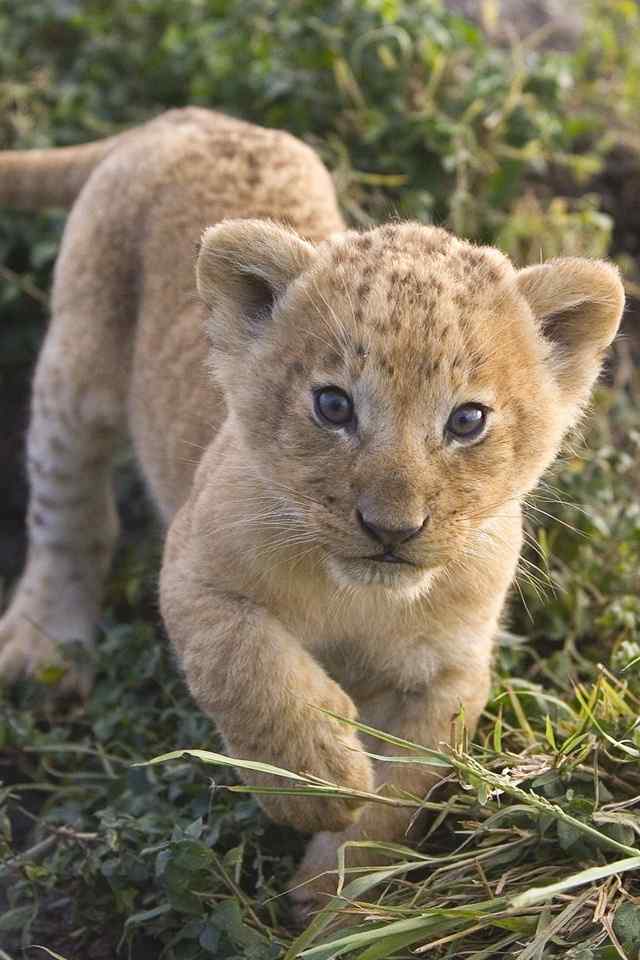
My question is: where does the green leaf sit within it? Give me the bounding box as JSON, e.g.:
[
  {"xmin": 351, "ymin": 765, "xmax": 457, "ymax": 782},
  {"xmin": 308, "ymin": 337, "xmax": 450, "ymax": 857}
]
[
  {"xmin": 208, "ymin": 901, "xmax": 265, "ymax": 950},
  {"xmin": 510, "ymin": 857, "xmax": 640, "ymax": 908},
  {"xmin": 199, "ymin": 924, "xmax": 222, "ymax": 954},
  {"xmin": 170, "ymin": 840, "xmax": 215, "ymax": 873},
  {"xmin": 136, "ymin": 748, "xmax": 310, "ymax": 781},
  {"xmin": 124, "ymin": 903, "xmax": 172, "ymax": 929},
  {"xmin": 545, "ymin": 714, "xmax": 557, "ymax": 749},
  {"xmin": 613, "ymin": 902, "xmax": 640, "ymax": 948},
  {"xmin": 493, "ymin": 707, "xmax": 503, "ymax": 752},
  {"xmin": 0, "ymin": 907, "xmax": 33, "ymax": 932}
]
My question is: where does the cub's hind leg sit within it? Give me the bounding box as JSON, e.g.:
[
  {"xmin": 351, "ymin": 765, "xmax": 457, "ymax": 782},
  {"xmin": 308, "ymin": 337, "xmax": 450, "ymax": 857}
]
[{"xmin": 0, "ymin": 300, "xmax": 129, "ymax": 694}]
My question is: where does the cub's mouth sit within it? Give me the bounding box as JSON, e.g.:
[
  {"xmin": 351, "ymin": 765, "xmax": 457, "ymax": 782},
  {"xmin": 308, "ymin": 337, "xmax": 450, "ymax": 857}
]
[
  {"xmin": 364, "ymin": 552, "xmax": 415, "ymax": 566},
  {"xmin": 326, "ymin": 553, "xmax": 435, "ymax": 592}
]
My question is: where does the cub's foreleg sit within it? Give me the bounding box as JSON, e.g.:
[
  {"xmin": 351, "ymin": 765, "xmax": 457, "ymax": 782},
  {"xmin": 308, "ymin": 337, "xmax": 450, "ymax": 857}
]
[
  {"xmin": 289, "ymin": 660, "xmax": 491, "ymax": 921},
  {"xmin": 160, "ymin": 502, "xmax": 375, "ymax": 834}
]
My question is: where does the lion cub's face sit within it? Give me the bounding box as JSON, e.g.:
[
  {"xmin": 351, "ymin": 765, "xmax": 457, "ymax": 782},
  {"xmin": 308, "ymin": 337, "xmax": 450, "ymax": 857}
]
[{"xmin": 198, "ymin": 221, "xmax": 623, "ymax": 594}]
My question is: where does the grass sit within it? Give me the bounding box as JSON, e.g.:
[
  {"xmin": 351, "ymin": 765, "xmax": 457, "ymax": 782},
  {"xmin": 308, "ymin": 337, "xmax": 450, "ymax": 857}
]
[
  {"xmin": 1, "ymin": 378, "xmax": 639, "ymax": 958},
  {"xmin": 2, "ymin": 0, "xmax": 640, "ymax": 956}
]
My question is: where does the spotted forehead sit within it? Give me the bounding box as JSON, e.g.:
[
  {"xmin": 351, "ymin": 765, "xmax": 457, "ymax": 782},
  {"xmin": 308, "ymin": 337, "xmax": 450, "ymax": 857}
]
[{"xmin": 307, "ymin": 223, "xmax": 516, "ymax": 387}]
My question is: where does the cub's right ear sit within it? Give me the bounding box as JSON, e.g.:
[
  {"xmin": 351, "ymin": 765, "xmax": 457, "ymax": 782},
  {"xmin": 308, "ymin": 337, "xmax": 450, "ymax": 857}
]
[{"xmin": 196, "ymin": 218, "xmax": 316, "ymax": 360}]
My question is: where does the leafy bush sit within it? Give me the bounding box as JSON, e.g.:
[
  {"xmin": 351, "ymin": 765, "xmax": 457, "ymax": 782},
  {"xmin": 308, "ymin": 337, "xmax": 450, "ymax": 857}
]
[{"xmin": 3, "ymin": 0, "xmax": 640, "ymax": 239}]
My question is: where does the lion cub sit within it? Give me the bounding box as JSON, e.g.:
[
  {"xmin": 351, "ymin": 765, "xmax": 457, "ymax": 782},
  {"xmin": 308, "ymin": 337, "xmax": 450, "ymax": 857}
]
[{"xmin": 0, "ymin": 107, "xmax": 624, "ymax": 916}]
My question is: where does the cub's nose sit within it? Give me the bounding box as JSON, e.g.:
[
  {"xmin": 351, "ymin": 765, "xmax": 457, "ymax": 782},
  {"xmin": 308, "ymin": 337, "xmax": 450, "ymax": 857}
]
[{"xmin": 356, "ymin": 510, "xmax": 427, "ymax": 549}]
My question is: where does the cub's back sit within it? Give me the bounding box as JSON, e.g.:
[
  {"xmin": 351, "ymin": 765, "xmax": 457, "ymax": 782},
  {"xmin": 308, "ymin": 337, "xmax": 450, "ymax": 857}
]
[{"xmin": 50, "ymin": 107, "xmax": 345, "ymax": 518}]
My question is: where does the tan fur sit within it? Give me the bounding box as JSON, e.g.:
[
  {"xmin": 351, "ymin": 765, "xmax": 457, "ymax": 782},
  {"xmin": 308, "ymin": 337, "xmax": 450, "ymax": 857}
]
[
  {"xmin": 0, "ymin": 133, "xmax": 126, "ymax": 209},
  {"xmin": 0, "ymin": 107, "xmax": 624, "ymax": 921}
]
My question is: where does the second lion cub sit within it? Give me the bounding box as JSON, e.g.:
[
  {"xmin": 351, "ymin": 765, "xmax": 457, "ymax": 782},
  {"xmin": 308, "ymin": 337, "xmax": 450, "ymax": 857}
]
[{"xmin": 0, "ymin": 107, "xmax": 624, "ymax": 918}]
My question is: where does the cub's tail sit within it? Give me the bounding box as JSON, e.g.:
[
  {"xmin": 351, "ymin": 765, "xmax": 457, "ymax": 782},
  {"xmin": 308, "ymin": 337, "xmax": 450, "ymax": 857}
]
[{"xmin": 0, "ymin": 133, "xmax": 124, "ymax": 210}]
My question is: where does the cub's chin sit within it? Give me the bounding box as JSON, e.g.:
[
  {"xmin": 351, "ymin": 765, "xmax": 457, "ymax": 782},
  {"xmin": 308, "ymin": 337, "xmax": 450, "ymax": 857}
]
[{"xmin": 326, "ymin": 555, "xmax": 438, "ymax": 597}]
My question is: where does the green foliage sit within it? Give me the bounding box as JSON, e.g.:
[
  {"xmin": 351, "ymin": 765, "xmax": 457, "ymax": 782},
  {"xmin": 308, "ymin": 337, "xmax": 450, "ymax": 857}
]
[
  {"xmin": 1, "ymin": 0, "xmax": 640, "ymax": 957},
  {"xmin": 3, "ymin": 0, "xmax": 640, "ymax": 239},
  {"xmin": 0, "ymin": 590, "xmax": 302, "ymax": 957}
]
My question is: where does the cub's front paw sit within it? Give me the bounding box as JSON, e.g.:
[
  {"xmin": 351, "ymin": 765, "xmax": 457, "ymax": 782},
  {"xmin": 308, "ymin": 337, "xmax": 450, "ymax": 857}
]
[
  {"xmin": 263, "ymin": 728, "xmax": 374, "ymax": 834},
  {"xmin": 234, "ymin": 681, "xmax": 374, "ymax": 834}
]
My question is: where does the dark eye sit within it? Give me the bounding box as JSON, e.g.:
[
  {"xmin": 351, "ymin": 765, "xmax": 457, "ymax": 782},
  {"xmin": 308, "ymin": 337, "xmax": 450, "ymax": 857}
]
[
  {"xmin": 446, "ymin": 403, "xmax": 487, "ymax": 441},
  {"xmin": 314, "ymin": 387, "xmax": 354, "ymax": 427}
]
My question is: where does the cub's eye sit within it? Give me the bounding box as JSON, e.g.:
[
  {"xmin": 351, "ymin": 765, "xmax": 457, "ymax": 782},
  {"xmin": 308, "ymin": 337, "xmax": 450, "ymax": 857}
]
[
  {"xmin": 314, "ymin": 387, "xmax": 354, "ymax": 427},
  {"xmin": 446, "ymin": 403, "xmax": 488, "ymax": 441}
]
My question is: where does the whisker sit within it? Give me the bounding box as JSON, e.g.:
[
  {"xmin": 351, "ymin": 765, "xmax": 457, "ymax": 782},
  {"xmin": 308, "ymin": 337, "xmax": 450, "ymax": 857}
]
[{"xmin": 523, "ymin": 503, "xmax": 586, "ymax": 537}]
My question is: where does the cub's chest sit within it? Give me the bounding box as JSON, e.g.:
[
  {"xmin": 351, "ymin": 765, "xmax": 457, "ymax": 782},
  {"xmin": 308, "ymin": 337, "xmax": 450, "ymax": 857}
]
[
  {"xmin": 277, "ymin": 595, "xmax": 444, "ymax": 695},
  {"xmin": 317, "ymin": 633, "xmax": 442, "ymax": 701}
]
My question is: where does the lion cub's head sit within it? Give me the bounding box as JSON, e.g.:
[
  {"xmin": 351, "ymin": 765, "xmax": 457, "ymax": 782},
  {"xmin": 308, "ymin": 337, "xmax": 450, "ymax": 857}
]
[{"xmin": 196, "ymin": 220, "xmax": 624, "ymax": 595}]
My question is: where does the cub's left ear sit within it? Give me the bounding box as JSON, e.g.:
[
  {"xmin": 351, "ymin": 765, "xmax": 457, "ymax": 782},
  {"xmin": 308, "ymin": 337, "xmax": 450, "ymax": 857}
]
[{"xmin": 517, "ymin": 258, "xmax": 625, "ymax": 408}]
